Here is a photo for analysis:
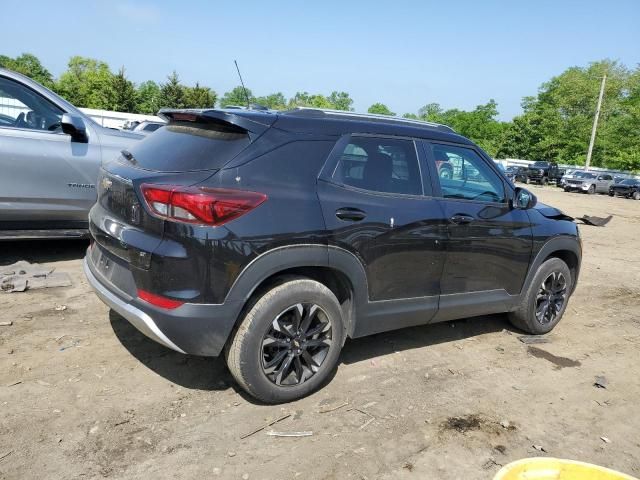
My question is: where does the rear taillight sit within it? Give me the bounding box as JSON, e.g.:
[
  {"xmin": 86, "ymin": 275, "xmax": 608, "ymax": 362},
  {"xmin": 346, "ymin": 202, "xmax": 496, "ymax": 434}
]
[
  {"xmin": 138, "ymin": 289, "xmax": 185, "ymax": 309},
  {"xmin": 140, "ymin": 184, "xmax": 267, "ymax": 226}
]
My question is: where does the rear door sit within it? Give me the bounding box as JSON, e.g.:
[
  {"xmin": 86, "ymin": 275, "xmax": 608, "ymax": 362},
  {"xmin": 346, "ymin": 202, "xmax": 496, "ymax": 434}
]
[
  {"xmin": 0, "ymin": 75, "xmax": 100, "ymax": 229},
  {"xmin": 423, "ymin": 142, "xmax": 532, "ymax": 320},
  {"xmin": 317, "ymin": 134, "xmax": 447, "ymax": 335}
]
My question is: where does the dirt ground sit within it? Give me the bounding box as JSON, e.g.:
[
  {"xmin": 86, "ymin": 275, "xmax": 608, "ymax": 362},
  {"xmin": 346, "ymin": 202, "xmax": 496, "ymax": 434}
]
[{"xmin": 1, "ymin": 187, "xmax": 639, "ymax": 480}]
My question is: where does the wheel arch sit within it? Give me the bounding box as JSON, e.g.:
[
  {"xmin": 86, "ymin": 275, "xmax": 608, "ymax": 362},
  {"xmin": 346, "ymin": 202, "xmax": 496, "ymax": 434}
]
[
  {"xmin": 224, "ymin": 245, "xmax": 368, "ymax": 341},
  {"xmin": 522, "ymin": 236, "xmax": 582, "ymax": 296}
]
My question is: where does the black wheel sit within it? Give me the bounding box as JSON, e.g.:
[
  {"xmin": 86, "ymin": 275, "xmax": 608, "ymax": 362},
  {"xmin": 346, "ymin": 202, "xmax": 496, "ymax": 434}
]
[
  {"xmin": 609, "ymin": 192, "xmax": 614, "ymax": 197},
  {"xmin": 523, "ymin": 177, "xmax": 529, "ymax": 185},
  {"xmin": 541, "ymin": 177, "xmax": 548, "ymax": 186},
  {"xmin": 508, "ymin": 258, "xmax": 572, "ymax": 334},
  {"xmin": 633, "ymin": 191, "xmax": 640, "ymax": 201},
  {"xmin": 587, "ymin": 184, "xmax": 596, "ymax": 195},
  {"xmin": 225, "ymin": 278, "xmax": 344, "ymax": 403}
]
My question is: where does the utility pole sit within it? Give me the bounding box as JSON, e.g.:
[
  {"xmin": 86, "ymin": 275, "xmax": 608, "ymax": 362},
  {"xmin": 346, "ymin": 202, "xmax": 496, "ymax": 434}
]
[{"xmin": 585, "ymin": 74, "xmax": 607, "ymax": 171}]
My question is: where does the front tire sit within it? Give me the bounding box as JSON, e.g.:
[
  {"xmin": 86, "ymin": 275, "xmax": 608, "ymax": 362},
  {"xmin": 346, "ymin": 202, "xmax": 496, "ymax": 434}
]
[
  {"xmin": 508, "ymin": 258, "xmax": 572, "ymax": 335},
  {"xmin": 633, "ymin": 191, "xmax": 640, "ymax": 201},
  {"xmin": 226, "ymin": 278, "xmax": 344, "ymax": 403},
  {"xmin": 587, "ymin": 184, "xmax": 596, "ymax": 194}
]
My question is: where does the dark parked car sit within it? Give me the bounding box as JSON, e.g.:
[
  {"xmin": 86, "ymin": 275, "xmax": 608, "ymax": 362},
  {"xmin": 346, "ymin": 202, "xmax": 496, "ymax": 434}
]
[
  {"xmin": 609, "ymin": 178, "xmax": 640, "ymax": 199},
  {"xmin": 525, "ymin": 161, "xmax": 564, "ymax": 185},
  {"xmin": 0, "ymin": 68, "xmax": 143, "ymax": 240},
  {"xmin": 507, "ymin": 165, "xmax": 528, "ymax": 183},
  {"xmin": 84, "ymin": 108, "xmax": 581, "ymax": 403}
]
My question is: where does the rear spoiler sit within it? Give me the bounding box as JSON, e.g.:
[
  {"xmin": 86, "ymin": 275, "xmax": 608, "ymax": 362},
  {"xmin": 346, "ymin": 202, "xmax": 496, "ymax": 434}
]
[{"xmin": 158, "ymin": 108, "xmax": 277, "ymax": 140}]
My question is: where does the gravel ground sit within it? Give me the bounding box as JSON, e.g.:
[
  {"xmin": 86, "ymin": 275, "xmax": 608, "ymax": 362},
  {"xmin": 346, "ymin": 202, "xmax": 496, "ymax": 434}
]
[{"xmin": 1, "ymin": 186, "xmax": 639, "ymax": 480}]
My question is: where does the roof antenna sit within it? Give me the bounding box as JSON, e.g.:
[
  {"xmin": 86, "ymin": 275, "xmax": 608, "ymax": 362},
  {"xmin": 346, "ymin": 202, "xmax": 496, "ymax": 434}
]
[{"xmin": 234, "ymin": 60, "xmax": 251, "ymax": 109}]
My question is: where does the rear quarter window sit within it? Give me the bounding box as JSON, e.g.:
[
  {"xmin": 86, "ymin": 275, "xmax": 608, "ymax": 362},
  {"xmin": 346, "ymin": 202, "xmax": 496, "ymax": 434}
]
[{"xmin": 123, "ymin": 122, "xmax": 251, "ymax": 172}]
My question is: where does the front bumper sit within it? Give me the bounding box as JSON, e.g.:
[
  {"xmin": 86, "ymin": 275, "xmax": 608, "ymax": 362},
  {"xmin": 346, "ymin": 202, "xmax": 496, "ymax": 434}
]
[
  {"xmin": 565, "ymin": 183, "xmax": 590, "ymax": 191},
  {"xmin": 84, "ymin": 250, "xmax": 243, "ymax": 356}
]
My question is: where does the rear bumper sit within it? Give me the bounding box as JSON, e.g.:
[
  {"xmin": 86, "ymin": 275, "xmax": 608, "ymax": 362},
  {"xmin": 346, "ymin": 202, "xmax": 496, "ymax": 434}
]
[{"xmin": 84, "ymin": 252, "xmax": 243, "ymax": 356}]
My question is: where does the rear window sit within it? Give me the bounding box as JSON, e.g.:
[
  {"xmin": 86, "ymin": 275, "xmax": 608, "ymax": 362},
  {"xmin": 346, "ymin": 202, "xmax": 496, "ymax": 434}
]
[{"xmin": 123, "ymin": 122, "xmax": 251, "ymax": 172}]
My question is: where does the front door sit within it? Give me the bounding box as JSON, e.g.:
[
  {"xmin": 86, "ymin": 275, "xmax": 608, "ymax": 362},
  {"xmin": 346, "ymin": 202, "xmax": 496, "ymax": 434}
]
[
  {"xmin": 0, "ymin": 75, "xmax": 100, "ymax": 230},
  {"xmin": 317, "ymin": 134, "xmax": 447, "ymax": 335},
  {"xmin": 424, "ymin": 142, "xmax": 532, "ymax": 321}
]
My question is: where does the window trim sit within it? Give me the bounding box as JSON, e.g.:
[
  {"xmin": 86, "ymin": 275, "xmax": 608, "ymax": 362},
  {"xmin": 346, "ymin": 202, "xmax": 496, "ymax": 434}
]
[
  {"xmin": 320, "ymin": 133, "xmax": 429, "ymax": 198},
  {"xmin": 0, "ymin": 75, "xmax": 68, "ymax": 136},
  {"xmin": 423, "ymin": 140, "xmax": 511, "ymax": 205}
]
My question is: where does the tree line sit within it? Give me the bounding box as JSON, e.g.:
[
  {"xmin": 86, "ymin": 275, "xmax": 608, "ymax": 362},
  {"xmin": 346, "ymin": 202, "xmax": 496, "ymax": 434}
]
[{"xmin": 1, "ymin": 54, "xmax": 638, "ymax": 171}]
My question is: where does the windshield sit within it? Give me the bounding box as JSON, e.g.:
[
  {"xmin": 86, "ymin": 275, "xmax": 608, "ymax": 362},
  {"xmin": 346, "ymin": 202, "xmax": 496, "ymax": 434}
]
[
  {"xmin": 532, "ymin": 161, "xmax": 549, "ymax": 167},
  {"xmin": 582, "ymin": 172, "xmax": 597, "ymax": 179},
  {"xmin": 621, "ymin": 179, "xmax": 638, "ymax": 185}
]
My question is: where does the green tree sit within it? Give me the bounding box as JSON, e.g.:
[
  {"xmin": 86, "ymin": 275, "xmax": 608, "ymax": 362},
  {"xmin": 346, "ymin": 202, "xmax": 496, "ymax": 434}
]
[
  {"xmin": 135, "ymin": 80, "xmax": 161, "ymax": 115},
  {"xmin": 328, "ymin": 91, "xmax": 354, "ymax": 111},
  {"xmin": 184, "ymin": 82, "xmax": 217, "ymax": 108},
  {"xmin": 287, "ymin": 91, "xmax": 354, "ymax": 110},
  {"xmin": 410, "ymin": 99, "xmax": 507, "ymax": 156},
  {"xmin": 367, "ymin": 103, "xmax": 395, "ymax": 116},
  {"xmin": 0, "ymin": 53, "xmax": 54, "ymax": 89},
  {"xmin": 110, "ymin": 66, "xmax": 137, "ymax": 112},
  {"xmin": 158, "ymin": 71, "xmax": 186, "ymax": 109},
  {"xmin": 220, "ymin": 86, "xmax": 253, "ymax": 107},
  {"xmin": 497, "ymin": 59, "xmax": 640, "ymax": 169},
  {"xmin": 55, "ymin": 56, "xmax": 115, "ymax": 108},
  {"xmin": 254, "ymin": 92, "xmax": 287, "ymax": 110}
]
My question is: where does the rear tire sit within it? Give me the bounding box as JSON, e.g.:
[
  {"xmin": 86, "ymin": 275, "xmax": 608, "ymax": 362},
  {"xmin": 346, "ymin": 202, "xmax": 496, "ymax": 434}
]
[
  {"xmin": 225, "ymin": 278, "xmax": 344, "ymax": 404},
  {"xmin": 508, "ymin": 258, "xmax": 572, "ymax": 335},
  {"xmin": 541, "ymin": 177, "xmax": 548, "ymax": 186}
]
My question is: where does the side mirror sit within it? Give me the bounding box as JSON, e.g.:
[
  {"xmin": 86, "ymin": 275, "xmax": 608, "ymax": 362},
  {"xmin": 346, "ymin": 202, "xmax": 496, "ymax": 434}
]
[
  {"xmin": 513, "ymin": 187, "xmax": 537, "ymax": 209},
  {"xmin": 60, "ymin": 113, "xmax": 87, "ymax": 142}
]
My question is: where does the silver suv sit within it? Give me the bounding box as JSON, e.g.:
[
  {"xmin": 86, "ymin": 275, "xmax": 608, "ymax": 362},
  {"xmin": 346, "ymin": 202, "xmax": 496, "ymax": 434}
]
[
  {"xmin": 563, "ymin": 171, "xmax": 614, "ymax": 194},
  {"xmin": 0, "ymin": 69, "xmax": 143, "ymax": 240}
]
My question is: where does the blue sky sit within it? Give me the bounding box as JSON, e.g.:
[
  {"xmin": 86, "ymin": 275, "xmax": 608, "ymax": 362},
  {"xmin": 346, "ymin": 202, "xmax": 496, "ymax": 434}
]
[{"xmin": 4, "ymin": 1, "xmax": 639, "ymax": 119}]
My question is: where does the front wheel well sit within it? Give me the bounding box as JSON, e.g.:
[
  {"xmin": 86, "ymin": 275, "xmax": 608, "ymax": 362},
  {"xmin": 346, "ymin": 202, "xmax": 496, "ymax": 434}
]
[{"xmin": 543, "ymin": 249, "xmax": 579, "ymax": 290}]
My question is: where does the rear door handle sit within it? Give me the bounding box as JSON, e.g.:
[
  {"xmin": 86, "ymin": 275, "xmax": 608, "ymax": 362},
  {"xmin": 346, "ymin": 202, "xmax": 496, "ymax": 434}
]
[
  {"xmin": 449, "ymin": 214, "xmax": 475, "ymax": 225},
  {"xmin": 335, "ymin": 208, "xmax": 366, "ymax": 222}
]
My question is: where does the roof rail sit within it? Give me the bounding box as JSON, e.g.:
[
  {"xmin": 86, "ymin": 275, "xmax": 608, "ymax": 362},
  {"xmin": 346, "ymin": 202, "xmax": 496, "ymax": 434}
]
[{"xmin": 284, "ymin": 107, "xmax": 455, "ymax": 133}]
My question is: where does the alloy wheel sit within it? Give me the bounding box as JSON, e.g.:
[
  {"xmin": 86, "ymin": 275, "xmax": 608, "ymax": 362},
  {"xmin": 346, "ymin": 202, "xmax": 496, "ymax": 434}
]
[
  {"xmin": 261, "ymin": 303, "xmax": 332, "ymax": 386},
  {"xmin": 535, "ymin": 272, "xmax": 567, "ymax": 325}
]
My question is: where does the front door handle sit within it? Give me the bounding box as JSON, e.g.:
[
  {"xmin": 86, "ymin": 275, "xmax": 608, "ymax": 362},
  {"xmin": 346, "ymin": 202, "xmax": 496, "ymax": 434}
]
[
  {"xmin": 449, "ymin": 214, "xmax": 475, "ymax": 225},
  {"xmin": 335, "ymin": 208, "xmax": 366, "ymax": 222}
]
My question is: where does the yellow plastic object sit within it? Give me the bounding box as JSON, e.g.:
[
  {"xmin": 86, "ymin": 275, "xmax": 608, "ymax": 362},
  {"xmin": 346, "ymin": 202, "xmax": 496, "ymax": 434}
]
[{"xmin": 493, "ymin": 457, "xmax": 638, "ymax": 480}]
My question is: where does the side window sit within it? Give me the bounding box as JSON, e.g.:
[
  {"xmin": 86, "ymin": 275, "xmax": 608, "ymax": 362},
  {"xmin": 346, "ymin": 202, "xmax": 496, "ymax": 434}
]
[
  {"xmin": 0, "ymin": 77, "xmax": 63, "ymax": 132},
  {"xmin": 431, "ymin": 144, "xmax": 506, "ymax": 203},
  {"xmin": 332, "ymin": 137, "xmax": 422, "ymax": 195}
]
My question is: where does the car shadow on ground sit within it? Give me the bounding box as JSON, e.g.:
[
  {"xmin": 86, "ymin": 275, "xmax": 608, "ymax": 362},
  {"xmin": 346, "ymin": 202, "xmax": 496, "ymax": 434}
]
[
  {"xmin": 0, "ymin": 239, "xmax": 89, "ymax": 265},
  {"xmin": 110, "ymin": 309, "xmax": 516, "ymax": 402}
]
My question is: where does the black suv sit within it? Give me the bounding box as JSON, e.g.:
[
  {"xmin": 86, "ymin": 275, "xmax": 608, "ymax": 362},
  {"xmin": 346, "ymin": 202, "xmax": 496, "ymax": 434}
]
[
  {"xmin": 85, "ymin": 108, "xmax": 582, "ymax": 403},
  {"xmin": 525, "ymin": 161, "xmax": 564, "ymax": 185}
]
